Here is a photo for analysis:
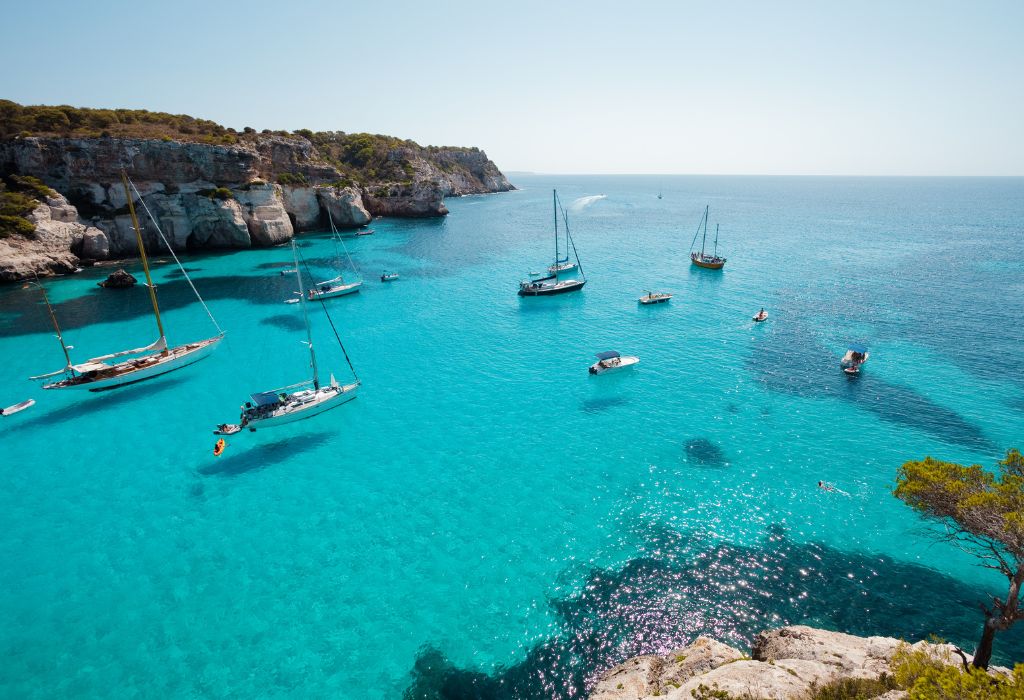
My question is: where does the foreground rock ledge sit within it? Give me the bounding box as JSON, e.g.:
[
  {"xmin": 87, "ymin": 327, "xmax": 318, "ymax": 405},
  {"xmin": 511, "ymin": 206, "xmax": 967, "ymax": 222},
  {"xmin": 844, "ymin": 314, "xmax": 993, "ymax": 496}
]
[{"xmin": 589, "ymin": 625, "xmax": 997, "ymax": 700}]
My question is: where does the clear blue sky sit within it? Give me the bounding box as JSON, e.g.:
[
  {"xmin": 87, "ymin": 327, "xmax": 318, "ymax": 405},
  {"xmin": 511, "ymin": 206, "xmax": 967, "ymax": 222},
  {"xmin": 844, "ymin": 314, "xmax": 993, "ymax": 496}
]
[{"xmin": 2, "ymin": 1, "xmax": 1021, "ymax": 175}]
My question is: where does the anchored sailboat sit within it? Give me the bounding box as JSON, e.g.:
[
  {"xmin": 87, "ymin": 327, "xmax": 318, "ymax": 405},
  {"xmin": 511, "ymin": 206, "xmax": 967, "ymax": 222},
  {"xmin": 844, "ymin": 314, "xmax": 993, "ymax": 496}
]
[
  {"xmin": 29, "ymin": 171, "xmax": 223, "ymax": 391},
  {"xmin": 307, "ymin": 205, "xmax": 362, "ymax": 300},
  {"xmin": 215, "ymin": 240, "xmax": 359, "ymax": 434},
  {"xmin": 519, "ymin": 190, "xmax": 586, "ymax": 296},
  {"xmin": 689, "ymin": 205, "xmax": 727, "ymax": 270}
]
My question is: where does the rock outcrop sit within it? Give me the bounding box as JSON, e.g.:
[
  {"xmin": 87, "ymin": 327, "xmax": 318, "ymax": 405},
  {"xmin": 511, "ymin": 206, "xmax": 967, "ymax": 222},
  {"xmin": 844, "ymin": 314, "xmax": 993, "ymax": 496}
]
[
  {"xmin": 0, "ymin": 130, "xmax": 510, "ymax": 280},
  {"xmin": 0, "ymin": 191, "xmax": 102, "ymax": 281},
  {"xmin": 589, "ymin": 626, "xmax": 998, "ymax": 700},
  {"xmin": 98, "ymin": 268, "xmax": 136, "ymax": 288}
]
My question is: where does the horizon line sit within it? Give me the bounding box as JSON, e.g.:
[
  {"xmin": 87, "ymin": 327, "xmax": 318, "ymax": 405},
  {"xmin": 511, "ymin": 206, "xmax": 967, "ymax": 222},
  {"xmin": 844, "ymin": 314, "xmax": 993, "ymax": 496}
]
[{"xmin": 503, "ymin": 172, "xmax": 1024, "ymax": 178}]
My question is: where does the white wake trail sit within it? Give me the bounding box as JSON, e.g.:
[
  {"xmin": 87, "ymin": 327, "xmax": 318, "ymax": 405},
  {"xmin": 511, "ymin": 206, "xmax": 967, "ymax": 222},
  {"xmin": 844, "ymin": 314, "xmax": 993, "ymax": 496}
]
[{"xmin": 569, "ymin": 194, "xmax": 607, "ymax": 212}]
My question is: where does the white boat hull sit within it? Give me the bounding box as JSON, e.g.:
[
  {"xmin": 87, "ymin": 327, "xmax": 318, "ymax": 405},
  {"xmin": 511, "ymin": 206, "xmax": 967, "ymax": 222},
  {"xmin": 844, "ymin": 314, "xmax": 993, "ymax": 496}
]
[
  {"xmin": 589, "ymin": 356, "xmax": 640, "ymax": 374},
  {"xmin": 244, "ymin": 383, "xmax": 359, "ymax": 430},
  {"xmin": 309, "ymin": 281, "xmax": 361, "ymax": 299},
  {"xmin": 43, "ymin": 336, "xmax": 222, "ymax": 391}
]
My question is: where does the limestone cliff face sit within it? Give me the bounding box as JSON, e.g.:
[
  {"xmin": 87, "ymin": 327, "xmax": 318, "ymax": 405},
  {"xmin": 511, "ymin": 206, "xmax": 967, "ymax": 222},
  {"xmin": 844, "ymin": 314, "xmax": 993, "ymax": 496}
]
[
  {"xmin": 0, "ymin": 133, "xmax": 510, "ymax": 279},
  {"xmin": 0, "ymin": 192, "xmax": 101, "ymax": 281}
]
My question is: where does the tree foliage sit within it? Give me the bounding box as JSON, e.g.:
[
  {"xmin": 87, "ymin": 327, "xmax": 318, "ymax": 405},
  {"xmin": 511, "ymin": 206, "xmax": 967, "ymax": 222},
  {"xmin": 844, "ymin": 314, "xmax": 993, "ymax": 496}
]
[{"xmin": 895, "ymin": 449, "xmax": 1024, "ymax": 668}]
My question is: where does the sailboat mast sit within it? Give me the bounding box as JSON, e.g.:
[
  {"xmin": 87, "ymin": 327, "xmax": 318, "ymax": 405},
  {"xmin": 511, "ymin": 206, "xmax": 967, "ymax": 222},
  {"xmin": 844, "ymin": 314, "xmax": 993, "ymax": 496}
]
[
  {"xmin": 37, "ymin": 281, "xmax": 74, "ymax": 372},
  {"xmin": 700, "ymin": 205, "xmax": 709, "ymax": 256},
  {"xmin": 714, "ymin": 224, "xmax": 719, "ymax": 257},
  {"xmin": 120, "ymin": 171, "xmax": 167, "ymax": 349},
  {"xmin": 553, "ymin": 189, "xmax": 559, "ymax": 270},
  {"xmin": 293, "ymin": 240, "xmax": 319, "ymax": 389}
]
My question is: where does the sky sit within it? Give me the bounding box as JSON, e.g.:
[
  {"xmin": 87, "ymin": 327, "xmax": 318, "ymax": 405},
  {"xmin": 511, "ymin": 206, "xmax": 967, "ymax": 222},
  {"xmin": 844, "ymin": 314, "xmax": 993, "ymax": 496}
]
[{"xmin": 1, "ymin": 1, "xmax": 1022, "ymax": 175}]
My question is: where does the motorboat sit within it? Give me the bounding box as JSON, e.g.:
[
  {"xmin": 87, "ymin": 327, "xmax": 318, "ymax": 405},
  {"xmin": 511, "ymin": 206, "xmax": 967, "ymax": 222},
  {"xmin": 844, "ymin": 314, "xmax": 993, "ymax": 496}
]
[
  {"xmin": 639, "ymin": 291, "xmax": 672, "ymax": 305},
  {"xmin": 753, "ymin": 309, "xmax": 768, "ymax": 322},
  {"xmin": 380, "ymin": 272, "xmax": 400, "ymax": 282},
  {"xmin": 588, "ymin": 351, "xmax": 639, "ymax": 375},
  {"xmin": 841, "ymin": 344, "xmax": 869, "ymax": 375}
]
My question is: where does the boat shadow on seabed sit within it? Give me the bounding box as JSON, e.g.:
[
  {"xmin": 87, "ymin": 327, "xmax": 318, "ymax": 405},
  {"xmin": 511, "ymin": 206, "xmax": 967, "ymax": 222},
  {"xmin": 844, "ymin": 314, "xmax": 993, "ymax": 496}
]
[{"xmin": 198, "ymin": 429, "xmax": 334, "ymax": 478}]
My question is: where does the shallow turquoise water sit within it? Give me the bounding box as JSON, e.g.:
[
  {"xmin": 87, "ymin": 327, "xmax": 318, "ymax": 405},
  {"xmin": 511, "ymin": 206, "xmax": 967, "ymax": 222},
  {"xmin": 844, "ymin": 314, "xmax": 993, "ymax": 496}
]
[{"xmin": 1, "ymin": 176, "xmax": 1022, "ymax": 698}]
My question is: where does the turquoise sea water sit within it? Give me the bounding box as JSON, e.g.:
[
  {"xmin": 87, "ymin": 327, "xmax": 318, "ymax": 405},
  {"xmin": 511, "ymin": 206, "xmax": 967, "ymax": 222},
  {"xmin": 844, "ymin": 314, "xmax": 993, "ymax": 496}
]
[{"xmin": 1, "ymin": 175, "xmax": 1022, "ymax": 698}]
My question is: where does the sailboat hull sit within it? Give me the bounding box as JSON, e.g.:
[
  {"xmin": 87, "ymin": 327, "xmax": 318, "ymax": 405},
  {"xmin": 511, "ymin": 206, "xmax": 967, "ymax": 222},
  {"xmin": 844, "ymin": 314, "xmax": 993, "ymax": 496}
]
[
  {"xmin": 690, "ymin": 254, "xmax": 726, "ymax": 270},
  {"xmin": 244, "ymin": 383, "xmax": 359, "ymax": 430},
  {"xmin": 43, "ymin": 336, "xmax": 223, "ymax": 391},
  {"xmin": 309, "ymin": 281, "xmax": 362, "ymax": 300},
  {"xmin": 518, "ymin": 278, "xmax": 586, "ymax": 296}
]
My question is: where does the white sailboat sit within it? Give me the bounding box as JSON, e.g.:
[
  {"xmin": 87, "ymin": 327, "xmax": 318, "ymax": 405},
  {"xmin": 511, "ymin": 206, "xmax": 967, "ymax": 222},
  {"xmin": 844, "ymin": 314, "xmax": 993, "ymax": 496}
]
[
  {"xmin": 518, "ymin": 190, "xmax": 586, "ymax": 296},
  {"xmin": 29, "ymin": 171, "xmax": 223, "ymax": 392},
  {"xmin": 307, "ymin": 205, "xmax": 362, "ymax": 300},
  {"xmin": 215, "ymin": 240, "xmax": 360, "ymax": 434}
]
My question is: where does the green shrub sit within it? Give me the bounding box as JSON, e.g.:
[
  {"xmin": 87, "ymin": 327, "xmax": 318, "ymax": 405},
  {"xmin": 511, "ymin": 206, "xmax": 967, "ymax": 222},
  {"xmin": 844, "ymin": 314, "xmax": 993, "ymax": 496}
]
[
  {"xmin": 0, "ymin": 214, "xmax": 35, "ymax": 238},
  {"xmin": 8, "ymin": 175, "xmax": 54, "ymax": 199},
  {"xmin": 276, "ymin": 172, "xmax": 308, "ymax": 186},
  {"xmin": 805, "ymin": 674, "xmax": 898, "ymax": 699},
  {"xmin": 209, "ymin": 187, "xmax": 234, "ymax": 200},
  {"xmin": 891, "ymin": 646, "xmax": 1024, "ymax": 699},
  {"xmin": 0, "ymin": 190, "xmax": 39, "ymax": 217}
]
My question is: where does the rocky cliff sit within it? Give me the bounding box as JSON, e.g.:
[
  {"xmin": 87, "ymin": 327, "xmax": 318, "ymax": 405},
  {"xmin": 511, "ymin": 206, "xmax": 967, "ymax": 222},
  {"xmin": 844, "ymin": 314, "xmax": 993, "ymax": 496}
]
[
  {"xmin": 0, "ymin": 104, "xmax": 513, "ymax": 280},
  {"xmin": 590, "ymin": 625, "xmax": 1014, "ymax": 700}
]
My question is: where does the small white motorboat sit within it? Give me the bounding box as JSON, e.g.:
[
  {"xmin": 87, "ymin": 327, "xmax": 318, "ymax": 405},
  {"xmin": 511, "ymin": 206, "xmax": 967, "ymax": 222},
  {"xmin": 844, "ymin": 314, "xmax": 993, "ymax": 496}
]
[
  {"xmin": 380, "ymin": 272, "xmax": 400, "ymax": 282},
  {"xmin": 639, "ymin": 291, "xmax": 672, "ymax": 305},
  {"xmin": 753, "ymin": 308, "xmax": 768, "ymax": 322},
  {"xmin": 588, "ymin": 351, "xmax": 639, "ymax": 375},
  {"xmin": 841, "ymin": 344, "xmax": 869, "ymax": 375},
  {"xmin": 1, "ymin": 398, "xmax": 35, "ymax": 416},
  {"xmin": 354, "ymin": 228, "xmax": 375, "ymax": 236},
  {"xmin": 279, "ymin": 268, "xmax": 297, "ymax": 276}
]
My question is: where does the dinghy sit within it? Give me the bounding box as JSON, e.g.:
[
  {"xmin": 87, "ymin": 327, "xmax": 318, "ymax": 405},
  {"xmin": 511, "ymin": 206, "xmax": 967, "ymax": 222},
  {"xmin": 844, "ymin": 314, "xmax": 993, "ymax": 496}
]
[
  {"xmin": 1, "ymin": 399, "xmax": 35, "ymax": 416},
  {"xmin": 380, "ymin": 272, "xmax": 400, "ymax": 282},
  {"xmin": 753, "ymin": 308, "xmax": 768, "ymax": 322}
]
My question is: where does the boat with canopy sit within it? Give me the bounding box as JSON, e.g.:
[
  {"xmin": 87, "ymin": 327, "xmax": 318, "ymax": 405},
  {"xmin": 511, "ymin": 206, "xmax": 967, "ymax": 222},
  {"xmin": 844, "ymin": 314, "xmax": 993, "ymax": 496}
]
[
  {"xmin": 29, "ymin": 171, "xmax": 223, "ymax": 392},
  {"xmin": 689, "ymin": 205, "xmax": 727, "ymax": 270},
  {"xmin": 215, "ymin": 240, "xmax": 359, "ymax": 434},
  {"xmin": 307, "ymin": 206, "xmax": 362, "ymax": 300},
  {"xmin": 588, "ymin": 350, "xmax": 639, "ymax": 375},
  {"xmin": 519, "ymin": 190, "xmax": 586, "ymax": 297},
  {"xmin": 841, "ymin": 344, "xmax": 869, "ymax": 375}
]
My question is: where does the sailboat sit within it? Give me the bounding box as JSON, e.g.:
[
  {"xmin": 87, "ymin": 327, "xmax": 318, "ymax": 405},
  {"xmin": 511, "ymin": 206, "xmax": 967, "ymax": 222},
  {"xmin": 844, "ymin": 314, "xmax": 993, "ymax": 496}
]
[
  {"xmin": 519, "ymin": 190, "xmax": 586, "ymax": 296},
  {"xmin": 29, "ymin": 172, "xmax": 223, "ymax": 391},
  {"xmin": 307, "ymin": 205, "xmax": 362, "ymax": 300},
  {"xmin": 689, "ymin": 205, "xmax": 727, "ymax": 270},
  {"xmin": 547, "ymin": 196, "xmax": 578, "ymax": 275},
  {"xmin": 215, "ymin": 240, "xmax": 360, "ymax": 434}
]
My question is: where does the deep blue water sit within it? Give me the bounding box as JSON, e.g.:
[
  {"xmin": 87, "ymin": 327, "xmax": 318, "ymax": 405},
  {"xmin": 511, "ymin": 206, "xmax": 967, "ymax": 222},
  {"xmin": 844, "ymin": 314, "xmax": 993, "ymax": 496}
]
[{"xmin": 1, "ymin": 175, "xmax": 1022, "ymax": 698}]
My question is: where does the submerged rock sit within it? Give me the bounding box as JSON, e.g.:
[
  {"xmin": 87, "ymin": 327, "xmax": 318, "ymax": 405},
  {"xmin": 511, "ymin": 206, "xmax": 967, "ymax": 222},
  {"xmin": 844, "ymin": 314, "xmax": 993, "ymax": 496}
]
[
  {"xmin": 684, "ymin": 438, "xmax": 727, "ymax": 467},
  {"xmin": 98, "ymin": 268, "xmax": 137, "ymax": 288}
]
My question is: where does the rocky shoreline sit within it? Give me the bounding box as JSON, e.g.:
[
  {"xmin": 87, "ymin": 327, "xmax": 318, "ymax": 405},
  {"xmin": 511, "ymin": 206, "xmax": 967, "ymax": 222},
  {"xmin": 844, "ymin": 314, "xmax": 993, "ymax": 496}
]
[
  {"xmin": 590, "ymin": 625, "xmax": 1006, "ymax": 699},
  {"xmin": 0, "ymin": 133, "xmax": 513, "ymax": 282}
]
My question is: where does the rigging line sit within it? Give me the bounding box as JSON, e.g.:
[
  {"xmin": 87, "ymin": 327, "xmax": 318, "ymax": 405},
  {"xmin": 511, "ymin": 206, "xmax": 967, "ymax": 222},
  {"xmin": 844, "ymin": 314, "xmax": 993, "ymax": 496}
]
[
  {"xmin": 295, "ymin": 243, "xmax": 359, "ymax": 381},
  {"xmin": 562, "ymin": 204, "xmax": 585, "ymax": 279},
  {"xmin": 127, "ymin": 177, "xmax": 225, "ymax": 336},
  {"xmin": 688, "ymin": 207, "xmax": 705, "ymax": 253}
]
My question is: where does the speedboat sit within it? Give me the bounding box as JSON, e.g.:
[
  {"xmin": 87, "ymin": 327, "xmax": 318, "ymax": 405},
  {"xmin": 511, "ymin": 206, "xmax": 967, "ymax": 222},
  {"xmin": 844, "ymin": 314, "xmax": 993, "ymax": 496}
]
[
  {"xmin": 753, "ymin": 309, "xmax": 768, "ymax": 322},
  {"xmin": 639, "ymin": 291, "xmax": 672, "ymax": 305},
  {"xmin": 841, "ymin": 344, "xmax": 869, "ymax": 375},
  {"xmin": 588, "ymin": 351, "xmax": 639, "ymax": 375}
]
